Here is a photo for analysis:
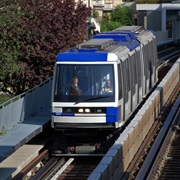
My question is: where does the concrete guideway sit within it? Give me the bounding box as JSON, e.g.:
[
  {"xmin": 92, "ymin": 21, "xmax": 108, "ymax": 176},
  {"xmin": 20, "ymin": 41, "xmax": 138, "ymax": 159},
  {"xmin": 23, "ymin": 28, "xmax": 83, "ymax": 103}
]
[
  {"xmin": 0, "ymin": 105, "xmax": 51, "ymax": 163},
  {"xmin": 0, "ymin": 144, "xmax": 44, "ymax": 180},
  {"xmin": 88, "ymin": 58, "xmax": 180, "ymax": 179}
]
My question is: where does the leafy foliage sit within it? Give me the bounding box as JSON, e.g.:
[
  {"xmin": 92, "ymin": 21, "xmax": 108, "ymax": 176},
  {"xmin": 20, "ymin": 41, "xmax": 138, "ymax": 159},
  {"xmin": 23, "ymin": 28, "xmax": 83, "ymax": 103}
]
[
  {"xmin": 0, "ymin": 2, "xmax": 22, "ymax": 87},
  {"xmin": 100, "ymin": 21, "xmax": 122, "ymax": 32},
  {"xmin": 93, "ymin": 9, "xmax": 99, "ymax": 18},
  {"xmin": 0, "ymin": 93, "xmax": 12, "ymax": 104},
  {"xmin": 100, "ymin": 5, "xmax": 133, "ymax": 32},
  {"xmin": 0, "ymin": 126, "xmax": 7, "ymax": 136},
  {"xmin": 111, "ymin": 5, "xmax": 133, "ymax": 26},
  {"xmin": 0, "ymin": 0, "xmax": 91, "ymax": 95}
]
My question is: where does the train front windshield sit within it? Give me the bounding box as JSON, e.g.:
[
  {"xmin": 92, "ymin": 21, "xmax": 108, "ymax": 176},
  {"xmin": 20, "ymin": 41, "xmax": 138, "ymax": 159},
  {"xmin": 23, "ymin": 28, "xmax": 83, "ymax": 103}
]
[{"xmin": 53, "ymin": 64, "xmax": 115, "ymax": 103}]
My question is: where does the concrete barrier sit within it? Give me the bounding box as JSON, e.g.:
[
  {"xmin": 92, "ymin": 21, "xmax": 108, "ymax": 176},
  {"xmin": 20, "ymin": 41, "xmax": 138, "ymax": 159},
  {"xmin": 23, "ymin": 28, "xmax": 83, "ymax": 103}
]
[{"xmin": 88, "ymin": 58, "xmax": 180, "ymax": 179}]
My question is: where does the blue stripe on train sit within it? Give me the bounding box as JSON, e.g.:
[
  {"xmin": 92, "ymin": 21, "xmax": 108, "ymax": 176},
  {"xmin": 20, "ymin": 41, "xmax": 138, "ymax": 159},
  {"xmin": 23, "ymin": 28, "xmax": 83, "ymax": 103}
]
[
  {"xmin": 52, "ymin": 112, "xmax": 75, "ymax": 116},
  {"xmin": 56, "ymin": 52, "xmax": 108, "ymax": 62},
  {"xmin": 106, "ymin": 107, "xmax": 119, "ymax": 123}
]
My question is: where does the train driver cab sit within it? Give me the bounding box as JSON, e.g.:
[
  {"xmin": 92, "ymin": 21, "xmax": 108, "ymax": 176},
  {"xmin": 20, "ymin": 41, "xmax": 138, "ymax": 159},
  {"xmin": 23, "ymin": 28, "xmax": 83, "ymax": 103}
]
[{"xmin": 52, "ymin": 63, "xmax": 115, "ymax": 103}]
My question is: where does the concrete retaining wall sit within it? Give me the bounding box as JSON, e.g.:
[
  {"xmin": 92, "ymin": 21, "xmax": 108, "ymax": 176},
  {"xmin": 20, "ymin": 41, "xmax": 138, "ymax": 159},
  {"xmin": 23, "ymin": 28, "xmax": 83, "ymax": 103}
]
[{"xmin": 88, "ymin": 58, "xmax": 180, "ymax": 179}]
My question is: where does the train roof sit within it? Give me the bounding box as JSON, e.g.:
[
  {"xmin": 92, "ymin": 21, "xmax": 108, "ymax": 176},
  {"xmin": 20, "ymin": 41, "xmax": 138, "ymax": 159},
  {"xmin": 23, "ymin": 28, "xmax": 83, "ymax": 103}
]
[
  {"xmin": 56, "ymin": 37, "xmax": 140, "ymax": 62},
  {"xmin": 114, "ymin": 26, "xmax": 144, "ymax": 33},
  {"xmin": 136, "ymin": 30, "xmax": 155, "ymax": 43},
  {"xmin": 93, "ymin": 33, "xmax": 133, "ymax": 42},
  {"xmin": 78, "ymin": 38, "xmax": 140, "ymax": 51},
  {"xmin": 93, "ymin": 34, "xmax": 140, "ymax": 51},
  {"xmin": 97, "ymin": 26, "xmax": 154, "ymax": 41},
  {"xmin": 78, "ymin": 39, "xmax": 114, "ymax": 50},
  {"xmin": 56, "ymin": 26, "xmax": 154, "ymax": 63}
]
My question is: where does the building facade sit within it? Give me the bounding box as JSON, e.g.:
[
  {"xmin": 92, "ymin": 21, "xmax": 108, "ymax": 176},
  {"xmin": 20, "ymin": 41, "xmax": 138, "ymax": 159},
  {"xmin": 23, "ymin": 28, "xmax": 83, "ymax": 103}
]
[{"xmin": 137, "ymin": 1, "xmax": 180, "ymax": 42}]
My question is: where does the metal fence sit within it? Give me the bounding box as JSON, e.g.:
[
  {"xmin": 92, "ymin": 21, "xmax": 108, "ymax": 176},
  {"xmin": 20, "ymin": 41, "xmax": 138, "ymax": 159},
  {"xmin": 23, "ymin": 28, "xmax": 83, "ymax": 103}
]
[{"xmin": 0, "ymin": 78, "xmax": 52, "ymax": 131}]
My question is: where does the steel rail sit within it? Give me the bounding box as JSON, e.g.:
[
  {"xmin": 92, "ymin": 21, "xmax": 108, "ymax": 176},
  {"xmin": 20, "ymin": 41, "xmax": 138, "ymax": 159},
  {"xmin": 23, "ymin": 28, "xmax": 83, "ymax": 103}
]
[
  {"xmin": 51, "ymin": 158, "xmax": 74, "ymax": 179},
  {"xmin": 12, "ymin": 149, "xmax": 49, "ymax": 180},
  {"xmin": 136, "ymin": 94, "xmax": 180, "ymax": 180}
]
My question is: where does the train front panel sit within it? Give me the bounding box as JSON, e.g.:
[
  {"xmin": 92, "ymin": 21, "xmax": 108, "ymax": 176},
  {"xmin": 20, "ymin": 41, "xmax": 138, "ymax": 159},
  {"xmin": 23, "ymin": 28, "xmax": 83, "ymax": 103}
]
[{"xmin": 51, "ymin": 51, "xmax": 123, "ymax": 129}]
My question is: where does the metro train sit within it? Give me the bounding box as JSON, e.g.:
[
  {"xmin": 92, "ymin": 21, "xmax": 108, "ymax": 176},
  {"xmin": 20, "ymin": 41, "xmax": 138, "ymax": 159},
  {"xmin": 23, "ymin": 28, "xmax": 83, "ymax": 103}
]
[{"xmin": 51, "ymin": 26, "xmax": 158, "ymax": 130}]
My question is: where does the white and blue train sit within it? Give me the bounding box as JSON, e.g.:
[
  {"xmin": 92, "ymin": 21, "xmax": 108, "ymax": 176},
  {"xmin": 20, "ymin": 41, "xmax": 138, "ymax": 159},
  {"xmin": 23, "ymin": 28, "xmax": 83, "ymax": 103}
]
[{"xmin": 51, "ymin": 26, "xmax": 158, "ymax": 130}]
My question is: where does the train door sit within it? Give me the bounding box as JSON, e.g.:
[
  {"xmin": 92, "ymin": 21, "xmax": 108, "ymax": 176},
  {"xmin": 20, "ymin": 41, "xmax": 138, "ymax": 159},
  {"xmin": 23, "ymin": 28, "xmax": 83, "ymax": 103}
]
[
  {"xmin": 147, "ymin": 41, "xmax": 152, "ymax": 91},
  {"xmin": 117, "ymin": 62, "xmax": 124, "ymax": 123},
  {"xmin": 135, "ymin": 47, "xmax": 143, "ymax": 104},
  {"xmin": 142, "ymin": 42, "xmax": 150, "ymax": 96},
  {"xmin": 121, "ymin": 57, "xmax": 131, "ymax": 120},
  {"xmin": 152, "ymin": 38, "xmax": 158, "ymax": 85},
  {"xmin": 139, "ymin": 45, "xmax": 146, "ymax": 98},
  {"xmin": 148, "ymin": 39, "xmax": 156, "ymax": 90},
  {"xmin": 129, "ymin": 51, "xmax": 138, "ymax": 112}
]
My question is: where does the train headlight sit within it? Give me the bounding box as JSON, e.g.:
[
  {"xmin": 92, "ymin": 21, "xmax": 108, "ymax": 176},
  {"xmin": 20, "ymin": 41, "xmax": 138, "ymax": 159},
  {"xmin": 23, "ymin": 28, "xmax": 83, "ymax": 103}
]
[
  {"xmin": 85, "ymin": 108, "xmax": 90, "ymax": 113},
  {"xmin": 78, "ymin": 108, "xmax": 84, "ymax": 113}
]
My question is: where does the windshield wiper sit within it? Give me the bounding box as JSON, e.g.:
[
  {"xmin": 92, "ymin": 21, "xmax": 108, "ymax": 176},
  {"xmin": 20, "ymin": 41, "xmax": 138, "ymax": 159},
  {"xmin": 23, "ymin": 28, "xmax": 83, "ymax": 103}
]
[{"xmin": 74, "ymin": 96, "xmax": 109, "ymax": 105}]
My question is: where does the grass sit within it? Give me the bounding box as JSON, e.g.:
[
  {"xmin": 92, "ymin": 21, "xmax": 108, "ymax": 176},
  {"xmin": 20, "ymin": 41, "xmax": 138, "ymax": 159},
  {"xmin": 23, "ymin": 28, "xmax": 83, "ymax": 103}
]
[
  {"xmin": 0, "ymin": 94, "xmax": 11, "ymax": 136},
  {"xmin": 0, "ymin": 126, "xmax": 7, "ymax": 136},
  {"xmin": 0, "ymin": 94, "xmax": 12, "ymax": 105}
]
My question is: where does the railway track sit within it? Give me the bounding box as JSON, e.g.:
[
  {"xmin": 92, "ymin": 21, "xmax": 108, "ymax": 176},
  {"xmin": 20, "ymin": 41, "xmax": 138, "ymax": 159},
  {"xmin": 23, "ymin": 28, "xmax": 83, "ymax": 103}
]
[
  {"xmin": 51, "ymin": 156, "xmax": 102, "ymax": 180},
  {"xmin": 145, "ymin": 96, "xmax": 180, "ymax": 180},
  {"xmin": 157, "ymin": 43, "xmax": 180, "ymax": 76},
  {"xmin": 13, "ymin": 149, "xmax": 102, "ymax": 179},
  {"xmin": 11, "ymin": 43, "xmax": 180, "ymax": 179},
  {"xmin": 137, "ymin": 95, "xmax": 180, "ymax": 179},
  {"xmin": 158, "ymin": 43, "xmax": 180, "ymax": 62},
  {"xmin": 158, "ymin": 130, "xmax": 180, "ymax": 179}
]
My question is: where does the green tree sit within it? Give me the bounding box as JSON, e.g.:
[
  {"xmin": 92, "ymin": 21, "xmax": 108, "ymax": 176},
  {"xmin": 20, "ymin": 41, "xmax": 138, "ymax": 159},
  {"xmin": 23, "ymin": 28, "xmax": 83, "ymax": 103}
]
[
  {"xmin": 93, "ymin": 9, "xmax": 99, "ymax": 18},
  {"xmin": 0, "ymin": 2, "xmax": 22, "ymax": 91},
  {"xmin": 111, "ymin": 5, "xmax": 133, "ymax": 26},
  {"xmin": 0, "ymin": 0, "xmax": 91, "ymax": 95},
  {"xmin": 100, "ymin": 5, "xmax": 133, "ymax": 32},
  {"xmin": 100, "ymin": 21, "xmax": 121, "ymax": 32}
]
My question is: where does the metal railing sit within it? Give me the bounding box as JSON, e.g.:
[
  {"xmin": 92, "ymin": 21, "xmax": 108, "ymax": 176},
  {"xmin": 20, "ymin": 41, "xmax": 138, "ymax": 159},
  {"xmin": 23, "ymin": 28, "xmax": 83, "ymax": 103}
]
[{"xmin": 0, "ymin": 78, "xmax": 53, "ymax": 131}]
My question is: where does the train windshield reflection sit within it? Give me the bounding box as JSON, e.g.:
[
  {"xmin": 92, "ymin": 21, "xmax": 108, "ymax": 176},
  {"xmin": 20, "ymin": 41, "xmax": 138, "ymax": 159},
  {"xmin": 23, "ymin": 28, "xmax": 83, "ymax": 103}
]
[{"xmin": 53, "ymin": 64, "xmax": 115, "ymax": 102}]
